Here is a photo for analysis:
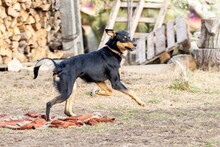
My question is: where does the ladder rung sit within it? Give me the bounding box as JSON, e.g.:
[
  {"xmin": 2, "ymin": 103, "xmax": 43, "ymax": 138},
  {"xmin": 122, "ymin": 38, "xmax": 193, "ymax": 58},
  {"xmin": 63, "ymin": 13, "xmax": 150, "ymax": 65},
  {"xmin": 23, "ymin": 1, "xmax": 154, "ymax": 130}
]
[
  {"xmin": 116, "ymin": 17, "xmax": 156, "ymax": 23},
  {"xmin": 120, "ymin": 2, "xmax": 162, "ymax": 9},
  {"xmin": 133, "ymin": 33, "xmax": 149, "ymax": 38}
]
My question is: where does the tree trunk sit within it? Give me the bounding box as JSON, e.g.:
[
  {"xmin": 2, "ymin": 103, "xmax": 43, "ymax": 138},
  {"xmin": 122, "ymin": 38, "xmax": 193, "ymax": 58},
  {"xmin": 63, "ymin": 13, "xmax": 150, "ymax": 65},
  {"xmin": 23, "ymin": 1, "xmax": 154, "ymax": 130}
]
[
  {"xmin": 193, "ymin": 49, "xmax": 220, "ymax": 71},
  {"xmin": 198, "ymin": 18, "xmax": 220, "ymax": 48},
  {"xmin": 193, "ymin": 17, "xmax": 220, "ymax": 71}
]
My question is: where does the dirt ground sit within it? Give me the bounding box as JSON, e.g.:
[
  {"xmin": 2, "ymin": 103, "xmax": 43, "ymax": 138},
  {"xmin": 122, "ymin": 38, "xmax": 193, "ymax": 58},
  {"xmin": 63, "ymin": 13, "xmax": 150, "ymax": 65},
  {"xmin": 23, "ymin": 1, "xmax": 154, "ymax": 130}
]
[{"xmin": 0, "ymin": 64, "xmax": 220, "ymax": 147}]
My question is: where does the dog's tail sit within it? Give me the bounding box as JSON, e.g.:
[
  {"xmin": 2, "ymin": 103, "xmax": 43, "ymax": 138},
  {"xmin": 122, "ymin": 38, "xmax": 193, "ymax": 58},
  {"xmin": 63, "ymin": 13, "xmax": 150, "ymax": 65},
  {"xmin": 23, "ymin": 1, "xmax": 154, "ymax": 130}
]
[{"xmin": 33, "ymin": 58, "xmax": 58, "ymax": 79}]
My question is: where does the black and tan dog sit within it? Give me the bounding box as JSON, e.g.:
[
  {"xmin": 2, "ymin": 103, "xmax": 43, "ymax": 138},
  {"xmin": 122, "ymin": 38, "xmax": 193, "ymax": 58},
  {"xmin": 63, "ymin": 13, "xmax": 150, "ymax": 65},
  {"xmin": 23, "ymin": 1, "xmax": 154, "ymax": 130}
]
[{"xmin": 34, "ymin": 29, "xmax": 145, "ymax": 121}]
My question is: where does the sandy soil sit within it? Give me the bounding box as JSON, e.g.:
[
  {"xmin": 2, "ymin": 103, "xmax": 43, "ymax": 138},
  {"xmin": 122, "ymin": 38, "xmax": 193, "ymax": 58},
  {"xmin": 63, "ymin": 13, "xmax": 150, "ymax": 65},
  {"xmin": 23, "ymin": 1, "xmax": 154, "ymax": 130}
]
[{"xmin": 0, "ymin": 64, "xmax": 220, "ymax": 147}]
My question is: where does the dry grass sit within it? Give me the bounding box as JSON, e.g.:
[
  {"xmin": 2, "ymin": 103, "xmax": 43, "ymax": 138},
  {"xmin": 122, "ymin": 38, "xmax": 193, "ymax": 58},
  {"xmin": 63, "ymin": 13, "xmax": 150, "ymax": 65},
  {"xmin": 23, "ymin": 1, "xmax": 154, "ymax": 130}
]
[{"xmin": 0, "ymin": 66, "xmax": 220, "ymax": 147}]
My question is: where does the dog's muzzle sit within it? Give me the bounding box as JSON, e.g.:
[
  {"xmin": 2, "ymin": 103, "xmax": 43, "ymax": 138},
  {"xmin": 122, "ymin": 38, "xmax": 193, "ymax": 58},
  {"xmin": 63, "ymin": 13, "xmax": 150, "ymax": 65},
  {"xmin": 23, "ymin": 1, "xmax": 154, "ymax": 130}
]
[{"xmin": 126, "ymin": 42, "xmax": 137, "ymax": 51}]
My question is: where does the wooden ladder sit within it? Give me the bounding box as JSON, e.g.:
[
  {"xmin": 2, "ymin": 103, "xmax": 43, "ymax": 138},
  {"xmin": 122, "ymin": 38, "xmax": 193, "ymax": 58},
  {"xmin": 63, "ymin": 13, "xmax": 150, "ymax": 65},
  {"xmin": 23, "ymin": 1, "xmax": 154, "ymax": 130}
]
[{"xmin": 98, "ymin": 0, "xmax": 170, "ymax": 49}]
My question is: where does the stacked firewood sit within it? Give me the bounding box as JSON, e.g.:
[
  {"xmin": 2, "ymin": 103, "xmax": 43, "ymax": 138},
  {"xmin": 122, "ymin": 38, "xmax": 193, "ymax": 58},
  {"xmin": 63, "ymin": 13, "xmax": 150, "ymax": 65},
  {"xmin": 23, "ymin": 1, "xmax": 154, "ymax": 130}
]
[{"xmin": 0, "ymin": 0, "xmax": 63, "ymax": 65}]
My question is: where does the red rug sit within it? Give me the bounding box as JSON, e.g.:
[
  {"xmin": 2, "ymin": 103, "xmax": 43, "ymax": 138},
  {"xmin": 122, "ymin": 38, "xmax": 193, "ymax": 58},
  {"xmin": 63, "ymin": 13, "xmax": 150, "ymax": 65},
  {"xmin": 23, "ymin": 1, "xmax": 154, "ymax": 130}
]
[{"xmin": 0, "ymin": 112, "xmax": 115, "ymax": 130}]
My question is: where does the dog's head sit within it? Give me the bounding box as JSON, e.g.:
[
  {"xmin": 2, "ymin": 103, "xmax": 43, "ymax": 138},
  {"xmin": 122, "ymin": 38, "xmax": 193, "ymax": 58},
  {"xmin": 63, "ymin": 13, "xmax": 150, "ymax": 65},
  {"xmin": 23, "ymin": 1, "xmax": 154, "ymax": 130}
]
[{"xmin": 105, "ymin": 29, "xmax": 136, "ymax": 53}]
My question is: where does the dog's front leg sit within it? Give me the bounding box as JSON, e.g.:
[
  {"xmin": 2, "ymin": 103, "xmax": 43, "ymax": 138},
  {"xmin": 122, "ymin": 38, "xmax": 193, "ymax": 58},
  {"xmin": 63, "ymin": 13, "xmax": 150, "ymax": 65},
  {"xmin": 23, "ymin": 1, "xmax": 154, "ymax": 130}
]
[
  {"xmin": 118, "ymin": 89, "xmax": 145, "ymax": 107},
  {"xmin": 111, "ymin": 80, "xmax": 145, "ymax": 106},
  {"xmin": 95, "ymin": 82, "xmax": 113, "ymax": 96}
]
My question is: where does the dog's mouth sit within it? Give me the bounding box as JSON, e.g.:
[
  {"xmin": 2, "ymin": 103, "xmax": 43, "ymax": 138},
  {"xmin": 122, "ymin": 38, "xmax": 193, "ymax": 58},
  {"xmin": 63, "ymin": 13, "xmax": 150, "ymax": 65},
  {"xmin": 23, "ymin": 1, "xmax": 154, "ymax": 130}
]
[{"xmin": 125, "ymin": 46, "xmax": 134, "ymax": 51}]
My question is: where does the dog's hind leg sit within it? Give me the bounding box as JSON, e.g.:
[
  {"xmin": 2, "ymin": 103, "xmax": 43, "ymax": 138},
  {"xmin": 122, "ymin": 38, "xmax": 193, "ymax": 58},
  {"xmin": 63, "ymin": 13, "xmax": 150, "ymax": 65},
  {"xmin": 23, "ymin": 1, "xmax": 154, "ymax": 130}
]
[
  {"xmin": 46, "ymin": 95, "xmax": 67, "ymax": 121},
  {"xmin": 64, "ymin": 83, "xmax": 77, "ymax": 117},
  {"xmin": 46, "ymin": 75, "xmax": 75, "ymax": 121},
  {"xmin": 95, "ymin": 82, "xmax": 113, "ymax": 96}
]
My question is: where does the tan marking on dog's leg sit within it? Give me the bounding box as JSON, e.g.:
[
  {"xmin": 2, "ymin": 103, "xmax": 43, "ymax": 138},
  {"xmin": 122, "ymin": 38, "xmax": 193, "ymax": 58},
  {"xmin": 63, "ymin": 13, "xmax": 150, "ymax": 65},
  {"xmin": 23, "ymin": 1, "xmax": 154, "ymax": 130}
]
[
  {"xmin": 95, "ymin": 82, "xmax": 113, "ymax": 96},
  {"xmin": 64, "ymin": 83, "xmax": 77, "ymax": 116},
  {"xmin": 118, "ymin": 68, "xmax": 122, "ymax": 77},
  {"xmin": 118, "ymin": 89, "xmax": 145, "ymax": 107}
]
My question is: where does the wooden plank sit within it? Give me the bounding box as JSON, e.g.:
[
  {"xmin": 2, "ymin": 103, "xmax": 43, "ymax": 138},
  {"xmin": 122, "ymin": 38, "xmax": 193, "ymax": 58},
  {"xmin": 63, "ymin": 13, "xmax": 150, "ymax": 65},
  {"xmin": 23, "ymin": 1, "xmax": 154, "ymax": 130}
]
[
  {"xmin": 126, "ymin": 0, "xmax": 132, "ymax": 33},
  {"xmin": 159, "ymin": 51, "xmax": 171, "ymax": 63},
  {"xmin": 155, "ymin": 25, "xmax": 166, "ymax": 55},
  {"xmin": 147, "ymin": 32, "xmax": 155, "ymax": 60},
  {"xmin": 175, "ymin": 16, "xmax": 188, "ymax": 44},
  {"xmin": 120, "ymin": 2, "xmax": 162, "ymax": 8},
  {"xmin": 98, "ymin": 0, "xmax": 121, "ymax": 48},
  {"xmin": 136, "ymin": 37, "xmax": 146, "ymax": 64},
  {"xmin": 116, "ymin": 17, "xmax": 156, "ymax": 23},
  {"xmin": 130, "ymin": 0, "xmax": 145, "ymax": 38},
  {"xmin": 133, "ymin": 33, "xmax": 148, "ymax": 38},
  {"xmin": 121, "ymin": 0, "xmax": 163, "ymax": 2},
  {"xmin": 60, "ymin": 0, "xmax": 83, "ymax": 53},
  {"xmin": 104, "ymin": 0, "xmax": 121, "ymax": 30},
  {"xmin": 153, "ymin": 0, "xmax": 170, "ymax": 31},
  {"xmin": 139, "ymin": 17, "xmax": 157, "ymax": 23},
  {"xmin": 166, "ymin": 21, "xmax": 175, "ymax": 49},
  {"xmin": 74, "ymin": 0, "xmax": 84, "ymax": 54},
  {"xmin": 60, "ymin": 0, "xmax": 76, "ymax": 49},
  {"xmin": 144, "ymin": 46, "xmax": 175, "ymax": 65}
]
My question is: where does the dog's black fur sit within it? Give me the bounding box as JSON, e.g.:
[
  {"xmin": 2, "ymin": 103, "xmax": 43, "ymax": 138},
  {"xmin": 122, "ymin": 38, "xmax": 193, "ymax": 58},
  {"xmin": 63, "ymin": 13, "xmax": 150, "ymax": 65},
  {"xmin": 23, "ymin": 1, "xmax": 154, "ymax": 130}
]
[{"xmin": 34, "ymin": 29, "xmax": 145, "ymax": 121}]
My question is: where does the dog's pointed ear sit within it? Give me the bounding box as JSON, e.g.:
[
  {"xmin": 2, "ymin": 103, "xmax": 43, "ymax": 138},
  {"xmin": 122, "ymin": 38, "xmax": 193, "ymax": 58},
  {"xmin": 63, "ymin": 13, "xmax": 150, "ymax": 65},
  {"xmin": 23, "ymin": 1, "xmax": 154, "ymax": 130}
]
[{"xmin": 105, "ymin": 29, "xmax": 116, "ymax": 37}]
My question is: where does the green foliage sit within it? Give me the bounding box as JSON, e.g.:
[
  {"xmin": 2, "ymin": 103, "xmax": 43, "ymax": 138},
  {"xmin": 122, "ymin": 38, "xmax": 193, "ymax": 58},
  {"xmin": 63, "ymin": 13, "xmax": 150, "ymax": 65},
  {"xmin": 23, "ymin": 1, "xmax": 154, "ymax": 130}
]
[
  {"xmin": 169, "ymin": 80, "xmax": 189, "ymax": 91},
  {"xmin": 147, "ymin": 98, "xmax": 161, "ymax": 104},
  {"xmin": 75, "ymin": 123, "xmax": 113, "ymax": 133},
  {"xmin": 187, "ymin": 85, "xmax": 200, "ymax": 93},
  {"xmin": 121, "ymin": 113, "xmax": 134, "ymax": 119},
  {"xmin": 205, "ymin": 139, "xmax": 220, "ymax": 147},
  {"xmin": 144, "ymin": 112, "xmax": 171, "ymax": 121}
]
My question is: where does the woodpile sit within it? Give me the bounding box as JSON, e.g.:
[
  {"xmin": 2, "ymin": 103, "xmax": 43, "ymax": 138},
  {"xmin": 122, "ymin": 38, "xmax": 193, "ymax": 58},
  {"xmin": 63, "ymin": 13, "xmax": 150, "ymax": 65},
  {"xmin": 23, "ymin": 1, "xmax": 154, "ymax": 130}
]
[{"xmin": 0, "ymin": 0, "xmax": 63, "ymax": 65}]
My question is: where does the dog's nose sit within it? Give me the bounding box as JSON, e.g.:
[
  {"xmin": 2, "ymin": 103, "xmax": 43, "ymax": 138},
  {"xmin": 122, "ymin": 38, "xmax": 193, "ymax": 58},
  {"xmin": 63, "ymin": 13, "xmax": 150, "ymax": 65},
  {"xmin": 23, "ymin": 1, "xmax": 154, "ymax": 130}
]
[{"xmin": 133, "ymin": 43, "xmax": 137, "ymax": 47}]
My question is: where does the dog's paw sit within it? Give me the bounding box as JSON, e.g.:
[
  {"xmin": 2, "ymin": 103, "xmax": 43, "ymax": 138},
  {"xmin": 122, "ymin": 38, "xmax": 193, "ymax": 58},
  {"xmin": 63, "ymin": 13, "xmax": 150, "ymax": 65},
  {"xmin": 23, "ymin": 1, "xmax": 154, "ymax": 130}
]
[
  {"xmin": 139, "ymin": 102, "xmax": 146, "ymax": 107},
  {"xmin": 64, "ymin": 111, "xmax": 77, "ymax": 117},
  {"xmin": 91, "ymin": 88, "xmax": 97, "ymax": 97}
]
